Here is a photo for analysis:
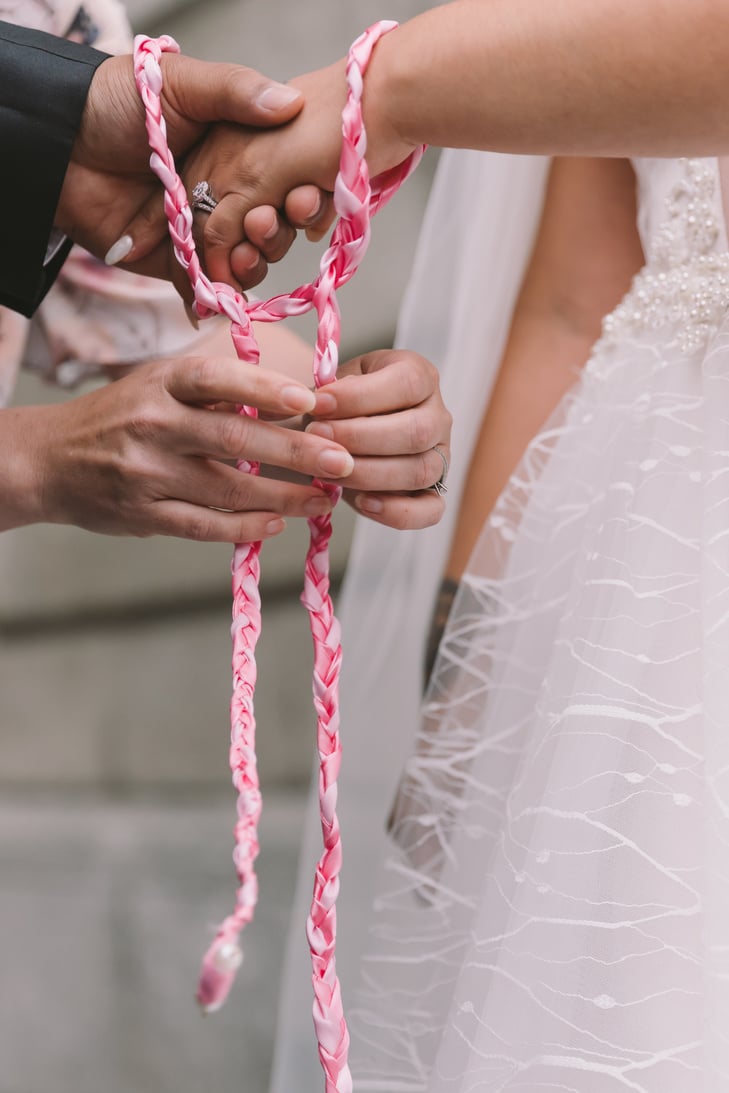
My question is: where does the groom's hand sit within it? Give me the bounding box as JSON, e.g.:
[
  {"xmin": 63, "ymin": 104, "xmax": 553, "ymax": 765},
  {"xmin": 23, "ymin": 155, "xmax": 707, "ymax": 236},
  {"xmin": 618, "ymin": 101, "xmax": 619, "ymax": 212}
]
[
  {"xmin": 55, "ymin": 52, "xmax": 331, "ymax": 294},
  {"xmin": 123, "ymin": 59, "xmax": 414, "ymax": 289}
]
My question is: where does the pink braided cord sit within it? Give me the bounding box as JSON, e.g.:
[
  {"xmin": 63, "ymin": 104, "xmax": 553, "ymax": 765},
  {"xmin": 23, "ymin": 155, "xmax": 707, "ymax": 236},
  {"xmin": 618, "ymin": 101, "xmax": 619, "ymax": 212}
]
[{"xmin": 133, "ymin": 23, "xmax": 424, "ymax": 1089}]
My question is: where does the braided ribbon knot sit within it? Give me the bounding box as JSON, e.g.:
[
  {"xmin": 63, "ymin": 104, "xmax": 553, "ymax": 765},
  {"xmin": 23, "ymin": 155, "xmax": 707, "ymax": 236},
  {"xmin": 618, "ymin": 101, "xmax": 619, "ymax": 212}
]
[{"xmin": 133, "ymin": 23, "xmax": 424, "ymax": 1092}]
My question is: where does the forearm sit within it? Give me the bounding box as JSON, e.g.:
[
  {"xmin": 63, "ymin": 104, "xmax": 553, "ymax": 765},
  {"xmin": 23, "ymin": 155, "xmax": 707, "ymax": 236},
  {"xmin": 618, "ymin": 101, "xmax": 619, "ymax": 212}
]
[
  {"xmin": 443, "ymin": 157, "xmax": 644, "ymax": 581},
  {"xmin": 0, "ymin": 407, "xmax": 46, "ymax": 531},
  {"xmin": 364, "ymin": 0, "xmax": 729, "ymax": 163}
]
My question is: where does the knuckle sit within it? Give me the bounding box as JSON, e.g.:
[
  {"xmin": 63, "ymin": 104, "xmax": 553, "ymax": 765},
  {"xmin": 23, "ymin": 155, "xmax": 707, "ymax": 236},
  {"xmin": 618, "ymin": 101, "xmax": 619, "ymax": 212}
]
[
  {"xmin": 284, "ymin": 431, "xmax": 307, "ymax": 468},
  {"xmin": 277, "ymin": 490, "xmax": 301, "ymax": 516},
  {"xmin": 126, "ymin": 406, "xmax": 166, "ymax": 446},
  {"xmin": 338, "ymin": 421, "xmax": 362, "ymax": 451},
  {"xmin": 413, "ymin": 452, "xmax": 435, "ymax": 490},
  {"xmin": 409, "ymin": 413, "xmax": 433, "ymax": 454},
  {"xmin": 225, "ymin": 472, "xmax": 256, "ymax": 511},
  {"xmin": 217, "ymin": 413, "xmax": 246, "ymax": 459},
  {"xmin": 401, "ymin": 358, "xmax": 429, "ymax": 407},
  {"xmin": 184, "ymin": 511, "xmax": 218, "ymax": 542},
  {"xmin": 223, "ymin": 64, "xmax": 247, "ymax": 101},
  {"xmin": 187, "ymin": 356, "xmax": 220, "ymax": 397},
  {"xmin": 234, "ymin": 514, "xmax": 267, "ymax": 543},
  {"xmin": 138, "ymin": 358, "xmax": 170, "ymax": 398},
  {"xmin": 423, "ymin": 355, "xmax": 439, "ymax": 386}
]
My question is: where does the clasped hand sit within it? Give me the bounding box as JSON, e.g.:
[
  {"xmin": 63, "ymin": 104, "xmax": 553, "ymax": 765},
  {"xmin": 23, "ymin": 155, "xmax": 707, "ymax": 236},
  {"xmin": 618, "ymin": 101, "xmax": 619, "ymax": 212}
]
[
  {"xmin": 56, "ymin": 52, "xmax": 335, "ymax": 297},
  {"xmin": 46, "ymin": 49, "xmax": 450, "ymax": 537},
  {"xmin": 2, "ymin": 349, "xmax": 449, "ymax": 539}
]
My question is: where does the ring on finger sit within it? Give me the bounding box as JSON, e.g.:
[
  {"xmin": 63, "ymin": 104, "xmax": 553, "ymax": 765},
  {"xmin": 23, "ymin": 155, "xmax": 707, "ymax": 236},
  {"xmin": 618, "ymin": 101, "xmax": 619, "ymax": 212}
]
[
  {"xmin": 430, "ymin": 445, "xmax": 449, "ymax": 496},
  {"xmin": 191, "ymin": 181, "xmax": 219, "ymax": 214}
]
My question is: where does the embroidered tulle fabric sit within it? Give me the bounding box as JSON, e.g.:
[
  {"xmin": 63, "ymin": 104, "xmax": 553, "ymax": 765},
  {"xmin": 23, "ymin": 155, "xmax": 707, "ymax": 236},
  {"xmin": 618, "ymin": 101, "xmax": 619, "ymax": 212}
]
[{"xmin": 334, "ymin": 155, "xmax": 729, "ymax": 1092}]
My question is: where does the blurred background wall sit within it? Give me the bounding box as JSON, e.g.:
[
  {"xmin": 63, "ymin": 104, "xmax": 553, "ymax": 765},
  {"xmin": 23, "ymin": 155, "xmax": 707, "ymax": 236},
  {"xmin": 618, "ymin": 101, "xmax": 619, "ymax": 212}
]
[{"xmin": 0, "ymin": 2, "xmax": 435, "ymax": 1091}]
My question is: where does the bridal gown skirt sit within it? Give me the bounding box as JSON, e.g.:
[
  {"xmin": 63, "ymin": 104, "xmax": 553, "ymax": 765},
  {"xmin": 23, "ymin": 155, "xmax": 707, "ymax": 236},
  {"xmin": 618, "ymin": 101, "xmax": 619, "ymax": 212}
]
[{"xmin": 272, "ymin": 155, "xmax": 729, "ymax": 1093}]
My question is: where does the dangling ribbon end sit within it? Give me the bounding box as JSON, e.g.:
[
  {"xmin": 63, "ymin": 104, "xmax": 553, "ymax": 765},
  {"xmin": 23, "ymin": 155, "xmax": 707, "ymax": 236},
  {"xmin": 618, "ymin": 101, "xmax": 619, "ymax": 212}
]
[{"xmin": 195, "ymin": 937, "xmax": 244, "ymax": 1016}]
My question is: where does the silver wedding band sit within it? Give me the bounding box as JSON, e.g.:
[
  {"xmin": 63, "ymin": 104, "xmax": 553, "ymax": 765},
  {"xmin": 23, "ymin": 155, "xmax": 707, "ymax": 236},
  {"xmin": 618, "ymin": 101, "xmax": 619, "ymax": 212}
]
[
  {"xmin": 191, "ymin": 181, "xmax": 218, "ymax": 214},
  {"xmin": 431, "ymin": 445, "xmax": 449, "ymax": 496}
]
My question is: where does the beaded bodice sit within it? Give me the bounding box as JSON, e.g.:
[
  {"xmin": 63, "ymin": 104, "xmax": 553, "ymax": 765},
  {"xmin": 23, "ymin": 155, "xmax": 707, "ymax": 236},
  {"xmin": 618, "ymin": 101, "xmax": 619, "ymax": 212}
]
[{"xmin": 602, "ymin": 157, "xmax": 729, "ymax": 352}]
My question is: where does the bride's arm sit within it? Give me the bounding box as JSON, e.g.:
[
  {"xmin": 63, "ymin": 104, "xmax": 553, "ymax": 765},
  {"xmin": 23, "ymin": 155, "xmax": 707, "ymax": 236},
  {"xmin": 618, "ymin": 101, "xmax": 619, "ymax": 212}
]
[
  {"xmin": 364, "ymin": 0, "xmax": 729, "ymax": 161},
  {"xmin": 425, "ymin": 156, "xmax": 644, "ymax": 677},
  {"xmin": 171, "ymin": 0, "xmax": 728, "ymax": 285}
]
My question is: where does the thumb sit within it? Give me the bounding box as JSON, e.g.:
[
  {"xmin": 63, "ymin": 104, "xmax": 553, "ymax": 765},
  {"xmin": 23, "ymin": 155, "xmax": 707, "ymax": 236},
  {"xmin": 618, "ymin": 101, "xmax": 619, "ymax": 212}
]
[{"xmin": 162, "ymin": 54, "xmax": 304, "ymax": 130}]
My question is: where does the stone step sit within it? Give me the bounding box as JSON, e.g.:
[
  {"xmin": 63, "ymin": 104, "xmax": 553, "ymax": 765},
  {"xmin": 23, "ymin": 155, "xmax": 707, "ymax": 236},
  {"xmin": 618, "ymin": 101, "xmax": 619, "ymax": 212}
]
[
  {"xmin": 0, "ymin": 790, "xmax": 307, "ymax": 1093},
  {"xmin": 0, "ymin": 588, "xmax": 327, "ymax": 789}
]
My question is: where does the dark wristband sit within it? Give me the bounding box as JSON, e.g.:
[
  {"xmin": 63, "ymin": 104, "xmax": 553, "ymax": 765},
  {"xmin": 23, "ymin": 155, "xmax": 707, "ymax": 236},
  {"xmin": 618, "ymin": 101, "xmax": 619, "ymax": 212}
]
[{"xmin": 423, "ymin": 576, "xmax": 460, "ymax": 689}]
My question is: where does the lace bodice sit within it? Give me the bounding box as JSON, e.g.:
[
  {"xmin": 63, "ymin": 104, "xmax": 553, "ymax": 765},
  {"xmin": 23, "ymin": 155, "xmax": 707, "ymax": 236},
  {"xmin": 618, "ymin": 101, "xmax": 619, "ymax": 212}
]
[{"xmin": 602, "ymin": 157, "xmax": 729, "ymax": 352}]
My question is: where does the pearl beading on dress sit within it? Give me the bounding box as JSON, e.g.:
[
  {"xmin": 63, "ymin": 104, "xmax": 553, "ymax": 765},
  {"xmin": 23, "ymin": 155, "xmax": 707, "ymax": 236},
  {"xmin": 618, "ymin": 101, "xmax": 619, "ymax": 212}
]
[{"xmin": 602, "ymin": 159, "xmax": 729, "ymax": 353}]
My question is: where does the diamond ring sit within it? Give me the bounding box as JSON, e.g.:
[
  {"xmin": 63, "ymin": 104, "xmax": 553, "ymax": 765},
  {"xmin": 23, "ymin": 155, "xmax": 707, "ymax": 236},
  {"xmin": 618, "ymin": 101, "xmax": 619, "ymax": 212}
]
[{"xmin": 191, "ymin": 181, "xmax": 218, "ymax": 214}]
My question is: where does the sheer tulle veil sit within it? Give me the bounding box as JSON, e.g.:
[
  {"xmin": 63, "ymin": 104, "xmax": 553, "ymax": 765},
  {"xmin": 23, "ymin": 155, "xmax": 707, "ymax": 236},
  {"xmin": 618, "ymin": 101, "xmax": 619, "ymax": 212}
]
[{"xmin": 269, "ymin": 150, "xmax": 550, "ymax": 1093}]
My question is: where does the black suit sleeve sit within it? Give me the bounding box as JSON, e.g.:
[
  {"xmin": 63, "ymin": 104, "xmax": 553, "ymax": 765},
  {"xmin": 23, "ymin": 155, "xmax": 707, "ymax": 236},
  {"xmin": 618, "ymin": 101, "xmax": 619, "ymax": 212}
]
[{"xmin": 0, "ymin": 21, "xmax": 109, "ymax": 316}]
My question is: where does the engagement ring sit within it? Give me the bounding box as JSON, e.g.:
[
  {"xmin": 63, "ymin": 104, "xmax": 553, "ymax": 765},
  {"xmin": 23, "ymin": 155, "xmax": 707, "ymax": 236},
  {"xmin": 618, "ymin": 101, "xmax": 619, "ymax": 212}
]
[{"xmin": 191, "ymin": 181, "xmax": 218, "ymax": 214}]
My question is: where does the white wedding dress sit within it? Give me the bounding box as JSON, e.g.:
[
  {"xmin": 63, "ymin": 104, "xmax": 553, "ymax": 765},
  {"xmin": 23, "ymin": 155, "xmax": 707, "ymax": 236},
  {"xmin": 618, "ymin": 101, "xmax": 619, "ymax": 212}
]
[{"xmin": 272, "ymin": 154, "xmax": 729, "ymax": 1092}]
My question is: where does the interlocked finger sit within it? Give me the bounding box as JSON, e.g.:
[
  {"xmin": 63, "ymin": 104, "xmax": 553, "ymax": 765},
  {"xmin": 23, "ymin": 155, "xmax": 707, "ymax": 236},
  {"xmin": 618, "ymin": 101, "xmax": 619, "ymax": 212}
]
[
  {"xmin": 176, "ymin": 406, "xmax": 355, "ymax": 479},
  {"xmin": 243, "ymin": 205, "xmax": 297, "ymax": 263},
  {"xmin": 145, "ymin": 500, "xmax": 287, "ymax": 543},
  {"xmin": 306, "ymin": 405, "xmax": 446, "ymax": 458},
  {"xmin": 326, "ymin": 446, "xmax": 450, "ymax": 494},
  {"xmin": 197, "ymin": 193, "xmax": 264, "ymax": 288},
  {"xmin": 168, "ymin": 456, "xmax": 334, "ymax": 517},
  {"xmin": 347, "ymin": 487, "xmax": 446, "ymax": 530}
]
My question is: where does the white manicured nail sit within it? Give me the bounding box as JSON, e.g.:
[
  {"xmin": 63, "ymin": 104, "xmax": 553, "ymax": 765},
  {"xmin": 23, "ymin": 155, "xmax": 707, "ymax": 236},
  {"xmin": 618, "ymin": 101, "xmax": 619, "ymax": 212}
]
[
  {"xmin": 104, "ymin": 235, "xmax": 133, "ymax": 266},
  {"xmin": 256, "ymin": 85, "xmax": 302, "ymax": 112}
]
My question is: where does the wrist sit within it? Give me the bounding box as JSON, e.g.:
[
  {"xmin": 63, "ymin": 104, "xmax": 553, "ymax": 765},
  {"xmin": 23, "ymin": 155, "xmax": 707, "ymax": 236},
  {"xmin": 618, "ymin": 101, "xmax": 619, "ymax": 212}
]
[
  {"xmin": 70, "ymin": 54, "xmax": 133, "ymax": 170},
  {"xmin": 362, "ymin": 27, "xmax": 421, "ymax": 177},
  {"xmin": 0, "ymin": 407, "xmax": 49, "ymax": 531}
]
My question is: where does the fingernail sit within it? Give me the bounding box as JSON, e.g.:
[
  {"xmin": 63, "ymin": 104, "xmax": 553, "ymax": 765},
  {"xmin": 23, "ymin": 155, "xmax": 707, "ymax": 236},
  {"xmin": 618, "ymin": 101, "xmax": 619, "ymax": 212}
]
[
  {"xmin": 312, "ymin": 392, "xmax": 337, "ymax": 414},
  {"xmin": 355, "ymin": 495, "xmax": 384, "ymax": 515},
  {"xmin": 265, "ymin": 518, "xmax": 286, "ymax": 536},
  {"xmin": 318, "ymin": 448, "xmax": 355, "ymax": 478},
  {"xmin": 263, "ymin": 215, "xmax": 279, "ymax": 241},
  {"xmin": 304, "ymin": 194, "xmax": 323, "ymax": 223},
  {"xmin": 305, "ymin": 421, "xmax": 334, "ymax": 440},
  {"xmin": 256, "ymin": 84, "xmax": 302, "ymax": 112},
  {"xmin": 282, "ymin": 385, "xmax": 316, "ymax": 414},
  {"xmin": 304, "ymin": 495, "xmax": 333, "ymax": 517},
  {"xmin": 104, "ymin": 234, "xmax": 133, "ymax": 266},
  {"xmin": 240, "ymin": 246, "xmax": 261, "ymax": 271}
]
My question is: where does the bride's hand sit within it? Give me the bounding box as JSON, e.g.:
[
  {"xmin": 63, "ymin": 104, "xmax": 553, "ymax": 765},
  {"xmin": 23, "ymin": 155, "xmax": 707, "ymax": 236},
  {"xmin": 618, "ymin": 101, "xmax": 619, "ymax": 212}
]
[
  {"xmin": 66, "ymin": 52, "xmax": 336, "ymax": 297},
  {"xmin": 307, "ymin": 349, "xmax": 452, "ymax": 530},
  {"xmin": 123, "ymin": 60, "xmax": 413, "ymax": 290}
]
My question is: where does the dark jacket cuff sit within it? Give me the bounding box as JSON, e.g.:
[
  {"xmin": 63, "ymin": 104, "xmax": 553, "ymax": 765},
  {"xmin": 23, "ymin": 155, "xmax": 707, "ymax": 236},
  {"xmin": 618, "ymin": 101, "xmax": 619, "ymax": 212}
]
[{"xmin": 0, "ymin": 21, "xmax": 109, "ymax": 316}]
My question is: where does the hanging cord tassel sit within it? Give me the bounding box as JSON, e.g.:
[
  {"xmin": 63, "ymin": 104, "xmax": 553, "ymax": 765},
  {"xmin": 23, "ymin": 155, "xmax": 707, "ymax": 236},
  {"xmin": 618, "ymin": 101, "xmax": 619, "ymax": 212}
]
[{"xmin": 133, "ymin": 22, "xmax": 424, "ymax": 1089}]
